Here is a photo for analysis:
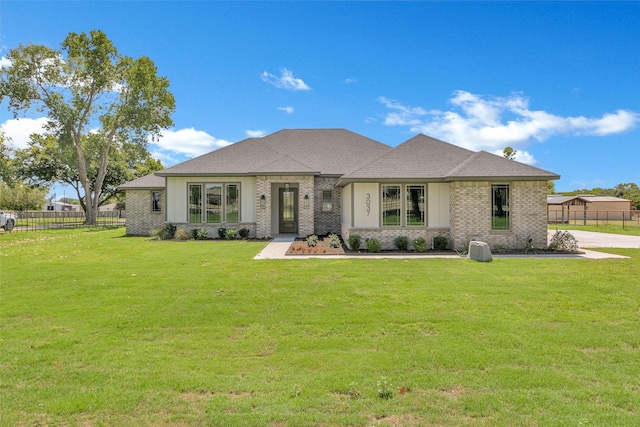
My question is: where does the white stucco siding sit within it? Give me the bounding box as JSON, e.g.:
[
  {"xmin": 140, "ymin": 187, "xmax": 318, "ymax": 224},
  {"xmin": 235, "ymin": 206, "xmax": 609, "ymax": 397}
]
[
  {"xmin": 165, "ymin": 176, "xmax": 256, "ymax": 223},
  {"xmin": 428, "ymin": 183, "xmax": 450, "ymax": 227},
  {"xmin": 352, "ymin": 183, "xmax": 380, "ymax": 228},
  {"xmin": 341, "ymin": 184, "xmax": 353, "ymax": 227}
]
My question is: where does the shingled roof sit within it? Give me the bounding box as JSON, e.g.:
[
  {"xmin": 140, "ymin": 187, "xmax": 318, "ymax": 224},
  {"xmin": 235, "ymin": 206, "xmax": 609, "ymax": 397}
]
[
  {"xmin": 121, "ymin": 130, "xmax": 560, "ymax": 190},
  {"xmin": 155, "ymin": 129, "xmax": 392, "ymax": 177},
  {"xmin": 339, "ymin": 134, "xmax": 559, "ymax": 183},
  {"xmin": 118, "ymin": 173, "xmax": 165, "ymax": 189}
]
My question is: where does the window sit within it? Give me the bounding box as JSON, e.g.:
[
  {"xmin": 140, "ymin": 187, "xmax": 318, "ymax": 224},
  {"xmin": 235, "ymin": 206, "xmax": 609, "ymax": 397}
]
[
  {"xmin": 491, "ymin": 184, "xmax": 510, "ymax": 230},
  {"xmin": 406, "ymin": 185, "xmax": 425, "ymax": 226},
  {"xmin": 382, "ymin": 184, "xmax": 427, "ymax": 227},
  {"xmin": 322, "ymin": 190, "xmax": 332, "ymax": 212},
  {"xmin": 189, "ymin": 184, "xmax": 202, "ymax": 223},
  {"xmin": 382, "ymin": 185, "xmax": 401, "ymax": 226},
  {"xmin": 151, "ymin": 191, "xmax": 162, "ymax": 212},
  {"xmin": 189, "ymin": 183, "xmax": 240, "ymax": 224}
]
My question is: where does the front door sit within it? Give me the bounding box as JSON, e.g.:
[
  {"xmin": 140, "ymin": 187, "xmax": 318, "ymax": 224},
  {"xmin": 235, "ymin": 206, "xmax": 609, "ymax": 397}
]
[{"xmin": 279, "ymin": 188, "xmax": 298, "ymax": 233}]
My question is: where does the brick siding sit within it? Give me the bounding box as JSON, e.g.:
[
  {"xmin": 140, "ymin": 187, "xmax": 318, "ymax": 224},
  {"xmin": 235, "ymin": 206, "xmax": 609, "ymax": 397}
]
[{"xmin": 125, "ymin": 189, "xmax": 166, "ymax": 235}]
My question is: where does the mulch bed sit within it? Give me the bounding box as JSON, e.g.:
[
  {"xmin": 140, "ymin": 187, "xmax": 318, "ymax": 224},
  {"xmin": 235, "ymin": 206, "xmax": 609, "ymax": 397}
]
[{"xmin": 286, "ymin": 238, "xmax": 345, "ymax": 255}]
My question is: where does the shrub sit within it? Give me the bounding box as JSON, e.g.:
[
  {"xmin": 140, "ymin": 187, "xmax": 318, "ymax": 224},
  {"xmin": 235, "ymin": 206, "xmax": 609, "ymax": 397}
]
[
  {"xmin": 174, "ymin": 228, "xmax": 193, "ymax": 241},
  {"xmin": 394, "ymin": 236, "xmax": 409, "ymax": 251},
  {"xmin": 347, "ymin": 234, "xmax": 361, "ymax": 251},
  {"xmin": 154, "ymin": 223, "xmax": 176, "ymax": 240},
  {"xmin": 192, "ymin": 228, "xmax": 208, "ymax": 240},
  {"xmin": 433, "ymin": 236, "xmax": 448, "ymax": 251},
  {"xmin": 225, "ymin": 228, "xmax": 238, "ymax": 240},
  {"xmin": 412, "ymin": 237, "xmax": 427, "ymax": 253},
  {"xmin": 238, "ymin": 227, "xmax": 250, "ymax": 239},
  {"xmin": 548, "ymin": 230, "xmax": 579, "ymax": 252},
  {"xmin": 328, "ymin": 233, "xmax": 341, "ymax": 248},
  {"xmin": 217, "ymin": 227, "xmax": 227, "ymax": 239},
  {"xmin": 365, "ymin": 238, "xmax": 381, "ymax": 253},
  {"xmin": 306, "ymin": 234, "xmax": 319, "ymax": 247}
]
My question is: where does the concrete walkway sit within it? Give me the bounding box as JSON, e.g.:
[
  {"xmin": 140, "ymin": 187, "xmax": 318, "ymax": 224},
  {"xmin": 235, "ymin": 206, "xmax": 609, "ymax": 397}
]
[{"xmin": 254, "ymin": 231, "xmax": 636, "ymax": 260}]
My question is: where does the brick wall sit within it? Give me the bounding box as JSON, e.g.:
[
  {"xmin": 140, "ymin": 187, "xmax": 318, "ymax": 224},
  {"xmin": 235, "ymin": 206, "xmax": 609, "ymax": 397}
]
[
  {"xmin": 256, "ymin": 175, "xmax": 315, "ymax": 238},
  {"xmin": 449, "ymin": 180, "xmax": 548, "ymax": 251},
  {"xmin": 125, "ymin": 189, "xmax": 166, "ymax": 235},
  {"xmin": 341, "ymin": 223, "xmax": 451, "ymax": 250}
]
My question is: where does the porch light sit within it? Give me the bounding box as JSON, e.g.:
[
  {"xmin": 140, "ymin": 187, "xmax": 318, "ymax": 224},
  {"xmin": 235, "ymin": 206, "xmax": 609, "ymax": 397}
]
[
  {"xmin": 303, "ymin": 194, "xmax": 310, "ymax": 209},
  {"xmin": 284, "ymin": 183, "xmax": 290, "ymax": 191},
  {"xmin": 260, "ymin": 194, "xmax": 266, "ymax": 209}
]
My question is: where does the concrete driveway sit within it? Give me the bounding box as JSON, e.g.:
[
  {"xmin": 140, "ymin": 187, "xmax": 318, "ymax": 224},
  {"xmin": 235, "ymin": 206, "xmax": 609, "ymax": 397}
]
[{"xmin": 548, "ymin": 230, "xmax": 640, "ymax": 249}]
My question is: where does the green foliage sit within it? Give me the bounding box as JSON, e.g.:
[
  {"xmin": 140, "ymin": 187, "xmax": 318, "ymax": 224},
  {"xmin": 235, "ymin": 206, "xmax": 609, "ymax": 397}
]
[
  {"xmin": 0, "ymin": 181, "xmax": 48, "ymax": 210},
  {"xmin": 562, "ymin": 182, "xmax": 640, "ymax": 210},
  {"xmin": 365, "ymin": 237, "xmax": 381, "ymax": 253},
  {"xmin": 503, "ymin": 146, "xmax": 517, "ymax": 160},
  {"xmin": 225, "ymin": 228, "xmax": 238, "ymax": 240},
  {"xmin": 238, "ymin": 227, "xmax": 250, "ymax": 239},
  {"xmin": 393, "ymin": 235, "xmax": 409, "ymax": 251},
  {"xmin": 433, "ymin": 236, "xmax": 448, "ymax": 251},
  {"xmin": 2, "ymin": 228, "xmax": 640, "ymax": 426},
  {"xmin": 347, "ymin": 234, "xmax": 361, "ymax": 251},
  {"xmin": 305, "ymin": 234, "xmax": 319, "ymax": 247},
  {"xmin": 0, "ymin": 30, "xmax": 175, "ymax": 224},
  {"xmin": 191, "ymin": 228, "xmax": 208, "ymax": 240},
  {"xmin": 328, "ymin": 233, "xmax": 341, "ymax": 248},
  {"xmin": 412, "ymin": 237, "xmax": 427, "ymax": 253},
  {"xmin": 154, "ymin": 223, "xmax": 176, "ymax": 240},
  {"xmin": 217, "ymin": 227, "xmax": 227, "ymax": 239},
  {"xmin": 377, "ymin": 376, "xmax": 393, "ymax": 400}
]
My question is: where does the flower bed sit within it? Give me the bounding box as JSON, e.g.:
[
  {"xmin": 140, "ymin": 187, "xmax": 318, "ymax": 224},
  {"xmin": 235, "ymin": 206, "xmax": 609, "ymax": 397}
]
[{"xmin": 286, "ymin": 237, "xmax": 345, "ymax": 256}]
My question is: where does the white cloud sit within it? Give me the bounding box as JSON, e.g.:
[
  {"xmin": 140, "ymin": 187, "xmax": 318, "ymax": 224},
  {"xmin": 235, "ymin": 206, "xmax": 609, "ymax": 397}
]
[
  {"xmin": 278, "ymin": 106, "xmax": 294, "ymax": 114},
  {"xmin": 0, "ymin": 117, "xmax": 50, "ymax": 149},
  {"xmin": 343, "ymin": 78, "xmax": 357, "ymax": 84},
  {"xmin": 380, "ymin": 91, "xmax": 640, "ymax": 160},
  {"xmin": 1, "ymin": 56, "xmax": 12, "ymax": 68},
  {"xmin": 261, "ymin": 68, "xmax": 311, "ymax": 91},
  {"xmin": 246, "ymin": 130, "xmax": 266, "ymax": 138},
  {"xmin": 153, "ymin": 127, "xmax": 231, "ymax": 159}
]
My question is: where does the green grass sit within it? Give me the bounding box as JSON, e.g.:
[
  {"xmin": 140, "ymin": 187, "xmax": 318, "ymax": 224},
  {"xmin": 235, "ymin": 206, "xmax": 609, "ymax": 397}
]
[
  {"xmin": 2, "ymin": 228, "xmax": 639, "ymax": 426},
  {"xmin": 549, "ymin": 223, "xmax": 640, "ymax": 236}
]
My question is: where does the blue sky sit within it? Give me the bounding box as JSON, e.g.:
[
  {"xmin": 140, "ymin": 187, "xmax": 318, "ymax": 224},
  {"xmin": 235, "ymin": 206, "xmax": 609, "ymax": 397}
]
[{"xmin": 1, "ymin": 1, "xmax": 639, "ymax": 194}]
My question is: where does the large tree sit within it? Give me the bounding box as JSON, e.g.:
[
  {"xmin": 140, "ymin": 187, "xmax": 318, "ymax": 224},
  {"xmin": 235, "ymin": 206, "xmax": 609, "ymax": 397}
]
[
  {"xmin": 15, "ymin": 133, "xmax": 164, "ymax": 211},
  {"xmin": 0, "ymin": 30, "xmax": 175, "ymax": 224}
]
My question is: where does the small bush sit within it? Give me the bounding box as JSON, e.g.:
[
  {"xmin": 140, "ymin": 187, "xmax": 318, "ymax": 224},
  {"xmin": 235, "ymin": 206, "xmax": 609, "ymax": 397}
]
[
  {"xmin": 306, "ymin": 234, "xmax": 319, "ymax": 247},
  {"xmin": 412, "ymin": 237, "xmax": 427, "ymax": 253},
  {"xmin": 347, "ymin": 234, "xmax": 361, "ymax": 251},
  {"xmin": 217, "ymin": 227, "xmax": 227, "ymax": 239},
  {"xmin": 394, "ymin": 236, "xmax": 409, "ymax": 251},
  {"xmin": 154, "ymin": 223, "xmax": 176, "ymax": 240},
  {"xmin": 174, "ymin": 228, "xmax": 193, "ymax": 241},
  {"xmin": 433, "ymin": 236, "xmax": 448, "ymax": 251},
  {"xmin": 548, "ymin": 230, "xmax": 579, "ymax": 252},
  {"xmin": 192, "ymin": 228, "xmax": 208, "ymax": 240},
  {"xmin": 328, "ymin": 233, "xmax": 341, "ymax": 248},
  {"xmin": 238, "ymin": 228, "xmax": 250, "ymax": 239},
  {"xmin": 365, "ymin": 238, "xmax": 381, "ymax": 253},
  {"xmin": 225, "ymin": 228, "xmax": 238, "ymax": 240}
]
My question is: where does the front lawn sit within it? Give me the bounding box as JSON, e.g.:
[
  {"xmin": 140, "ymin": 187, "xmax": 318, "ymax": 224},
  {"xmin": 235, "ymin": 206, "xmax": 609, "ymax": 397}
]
[{"xmin": 2, "ymin": 228, "xmax": 639, "ymax": 426}]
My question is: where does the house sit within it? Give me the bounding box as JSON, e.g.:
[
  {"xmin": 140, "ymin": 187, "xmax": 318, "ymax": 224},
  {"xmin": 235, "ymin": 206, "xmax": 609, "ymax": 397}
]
[
  {"xmin": 120, "ymin": 129, "xmax": 559, "ymax": 250},
  {"xmin": 547, "ymin": 195, "xmax": 632, "ymax": 222},
  {"xmin": 44, "ymin": 201, "xmax": 80, "ymax": 212}
]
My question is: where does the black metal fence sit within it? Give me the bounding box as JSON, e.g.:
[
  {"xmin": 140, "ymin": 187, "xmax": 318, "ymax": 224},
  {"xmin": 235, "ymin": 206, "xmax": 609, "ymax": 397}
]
[
  {"xmin": 548, "ymin": 210, "xmax": 640, "ymax": 228},
  {"xmin": 1, "ymin": 210, "xmax": 125, "ymax": 233}
]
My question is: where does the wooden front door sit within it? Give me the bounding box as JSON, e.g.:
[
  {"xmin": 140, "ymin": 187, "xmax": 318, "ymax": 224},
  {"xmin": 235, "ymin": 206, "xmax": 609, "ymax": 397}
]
[{"xmin": 279, "ymin": 188, "xmax": 298, "ymax": 233}]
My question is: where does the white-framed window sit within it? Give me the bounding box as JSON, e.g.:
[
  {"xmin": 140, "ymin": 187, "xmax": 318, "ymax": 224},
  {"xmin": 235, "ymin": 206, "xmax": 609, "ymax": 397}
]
[
  {"xmin": 382, "ymin": 184, "xmax": 426, "ymax": 227},
  {"xmin": 188, "ymin": 183, "xmax": 240, "ymax": 224},
  {"xmin": 151, "ymin": 191, "xmax": 162, "ymax": 212},
  {"xmin": 322, "ymin": 190, "xmax": 332, "ymax": 212}
]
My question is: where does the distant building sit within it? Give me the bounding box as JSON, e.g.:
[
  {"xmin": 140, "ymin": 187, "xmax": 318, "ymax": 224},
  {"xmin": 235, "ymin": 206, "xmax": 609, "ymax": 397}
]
[
  {"xmin": 44, "ymin": 201, "xmax": 80, "ymax": 212},
  {"xmin": 548, "ymin": 195, "xmax": 632, "ymax": 222}
]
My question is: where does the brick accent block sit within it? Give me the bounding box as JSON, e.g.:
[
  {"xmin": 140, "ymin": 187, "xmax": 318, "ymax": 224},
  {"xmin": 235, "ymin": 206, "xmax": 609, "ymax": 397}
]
[{"xmin": 125, "ymin": 190, "xmax": 165, "ymax": 235}]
